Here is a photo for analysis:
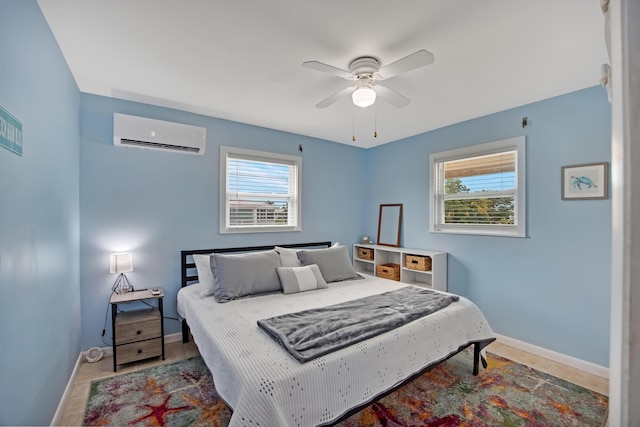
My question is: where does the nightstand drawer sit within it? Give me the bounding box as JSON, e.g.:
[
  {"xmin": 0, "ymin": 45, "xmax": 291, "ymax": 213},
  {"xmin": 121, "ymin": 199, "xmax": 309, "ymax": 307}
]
[
  {"xmin": 117, "ymin": 338, "xmax": 163, "ymax": 364},
  {"xmin": 115, "ymin": 309, "xmax": 161, "ymax": 344}
]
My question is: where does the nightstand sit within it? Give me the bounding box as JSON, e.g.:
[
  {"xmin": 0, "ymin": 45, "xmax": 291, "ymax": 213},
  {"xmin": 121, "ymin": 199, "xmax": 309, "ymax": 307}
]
[{"xmin": 110, "ymin": 288, "xmax": 165, "ymax": 372}]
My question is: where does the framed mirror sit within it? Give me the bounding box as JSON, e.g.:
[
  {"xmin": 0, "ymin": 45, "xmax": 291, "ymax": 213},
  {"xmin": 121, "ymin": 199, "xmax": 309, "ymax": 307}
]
[{"xmin": 377, "ymin": 204, "xmax": 403, "ymax": 247}]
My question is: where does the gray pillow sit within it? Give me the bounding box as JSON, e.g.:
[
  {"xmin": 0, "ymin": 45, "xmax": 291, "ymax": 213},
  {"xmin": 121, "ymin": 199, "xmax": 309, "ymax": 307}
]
[
  {"xmin": 277, "ymin": 264, "xmax": 328, "ymax": 294},
  {"xmin": 213, "ymin": 250, "xmax": 282, "ymax": 303},
  {"xmin": 274, "ymin": 246, "xmax": 302, "ymax": 267},
  {"xmin": 297, "ymin": 245, "xmax": 360, "ymax": 283},
  {"xmin": 276, "ymin": 242, "xmax": 341, "ymax": 267}
]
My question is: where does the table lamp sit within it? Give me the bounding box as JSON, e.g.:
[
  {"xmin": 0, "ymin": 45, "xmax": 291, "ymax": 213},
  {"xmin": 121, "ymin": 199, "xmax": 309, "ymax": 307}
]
[{"xmin": 110, "ymin": 253, "xmax": 134, "ymax": 294}]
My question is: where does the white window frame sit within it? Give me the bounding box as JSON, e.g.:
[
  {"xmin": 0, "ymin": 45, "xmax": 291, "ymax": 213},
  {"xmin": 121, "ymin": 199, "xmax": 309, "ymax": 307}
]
[
  {"xmin": 429, "ymin": 136, "xmax": 526, "ymax": 238},
  {"xmin": 220, "ymin": 146, "xmax": 302, "ymax": 234}
]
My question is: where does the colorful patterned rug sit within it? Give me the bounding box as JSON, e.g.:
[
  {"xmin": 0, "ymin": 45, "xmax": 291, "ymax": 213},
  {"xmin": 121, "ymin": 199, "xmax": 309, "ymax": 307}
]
[{"xmin": 83, "ymin": 350, "xmax": 607, "ymax": 426}]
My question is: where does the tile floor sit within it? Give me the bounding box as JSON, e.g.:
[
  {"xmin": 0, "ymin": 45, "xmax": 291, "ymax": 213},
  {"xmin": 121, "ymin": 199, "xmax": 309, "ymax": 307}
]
[{"xmin": 56, "ymin": 339, "xmax": 609, "ymax": 426}]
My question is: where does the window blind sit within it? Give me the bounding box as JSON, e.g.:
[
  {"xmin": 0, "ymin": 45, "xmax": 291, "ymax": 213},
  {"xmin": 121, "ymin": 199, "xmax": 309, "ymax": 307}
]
[
  {"xmin": 226, "ymin": 154, "xmax": 299, "ymax": 229},
  {"xmin": 441, "ymin": 151, "xmax": 517, "ymax": 225}
]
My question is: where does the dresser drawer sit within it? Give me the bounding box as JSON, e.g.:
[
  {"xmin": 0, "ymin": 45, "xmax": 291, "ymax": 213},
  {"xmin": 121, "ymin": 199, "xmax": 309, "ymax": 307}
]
[
  {"xmin": 116, "ymin": 338, "xmax": 162, "ymax": 364},
  {"xmin": 115, "ymin": 308, "xmax": 161, "ymax": 344}
]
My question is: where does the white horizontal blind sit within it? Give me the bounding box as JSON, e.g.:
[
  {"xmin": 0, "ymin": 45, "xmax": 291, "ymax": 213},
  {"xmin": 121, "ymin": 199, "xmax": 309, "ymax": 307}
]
[
  {"xmin": 430, "ymin": 136, "xmax": 526, "ymax": 237},
  {"xmin": 225, "ymin": 149, "xmax": 299, "ymax": 231},
  {"xmin": 442, "ymin": 151, "xmax": 517, "ymax": 225}
]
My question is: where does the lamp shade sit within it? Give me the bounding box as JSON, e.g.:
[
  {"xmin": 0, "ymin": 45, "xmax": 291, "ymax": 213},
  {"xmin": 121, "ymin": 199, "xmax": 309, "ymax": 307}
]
[
  {"xmin": 110, "ymin": 253, "xmax": 133, "ymax": 274},
  {"xmin": 352, "ymin": 86, "xmax": 376, "ymax": 108}
]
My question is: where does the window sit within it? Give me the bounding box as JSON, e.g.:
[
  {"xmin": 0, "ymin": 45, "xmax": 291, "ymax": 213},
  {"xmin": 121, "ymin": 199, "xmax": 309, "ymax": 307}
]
[
  {"xmin": 220, "ymin": 146, "xmax": 301, "ymax": 233},
  {"xmin": 430, "ymin": 136, "xmax": 526, "ymax": 237}
]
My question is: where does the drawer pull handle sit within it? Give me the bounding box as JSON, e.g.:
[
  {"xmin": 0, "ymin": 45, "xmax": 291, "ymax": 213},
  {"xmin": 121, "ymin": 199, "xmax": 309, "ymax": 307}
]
[
  {"xmin": 136, "ymin": 330, "xmax": 142, "ymax": 335},
  {"xmin": 411, "ymin": 260, "xmax": 419, "ymax": 264},
  {"xmin": 137, "ymin": 349, "xmax": 142, "ymax": 354}
]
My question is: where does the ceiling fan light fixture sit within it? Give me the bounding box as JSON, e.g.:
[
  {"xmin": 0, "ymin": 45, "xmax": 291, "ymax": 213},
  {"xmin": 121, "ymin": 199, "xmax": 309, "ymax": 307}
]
[{"xmin": 352, "ymin": 86, "xmax": 376, "ymax": 108}]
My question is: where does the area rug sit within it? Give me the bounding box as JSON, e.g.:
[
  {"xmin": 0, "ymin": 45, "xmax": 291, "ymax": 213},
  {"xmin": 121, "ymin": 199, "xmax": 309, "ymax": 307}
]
[{"xmin": 83, "ymin": 350, "xmax": 607, "ymax": 426}]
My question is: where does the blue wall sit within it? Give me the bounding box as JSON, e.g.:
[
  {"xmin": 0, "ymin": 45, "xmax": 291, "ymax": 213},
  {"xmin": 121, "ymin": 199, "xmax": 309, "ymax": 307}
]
[
  {"xmin": 363, "ymin": 86, "xmax": 611, "ymax": 366},
  {"xmin": 0, "ymin": 1, "xmax": 81, "ymax": 425},
  {"xmin": 79, "ymin": 94, "xmax": 366, "ymax": 349}
]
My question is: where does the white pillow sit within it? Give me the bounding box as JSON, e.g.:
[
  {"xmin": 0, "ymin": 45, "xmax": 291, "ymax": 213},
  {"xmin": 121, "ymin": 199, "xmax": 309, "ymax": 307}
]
[
  {"xmin": 277, "ymin": 264, "xmax": 328, "ymax": 294},
  {"xmin": 193, "ymin": 254, "xmax": 215, "ymax": 296}
]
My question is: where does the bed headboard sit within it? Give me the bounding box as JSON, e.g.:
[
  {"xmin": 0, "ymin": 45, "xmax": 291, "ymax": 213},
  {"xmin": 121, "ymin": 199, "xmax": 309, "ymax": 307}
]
[{"xmin": 180, "ymin": 241, "xmax": 332, "ymax": 288}]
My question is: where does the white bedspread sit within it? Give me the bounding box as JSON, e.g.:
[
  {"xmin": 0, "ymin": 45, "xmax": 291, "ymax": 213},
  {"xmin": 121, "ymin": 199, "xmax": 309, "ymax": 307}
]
[{"xmin": 177, "ymin": 276, "xmax": 494, "ymax": 427}]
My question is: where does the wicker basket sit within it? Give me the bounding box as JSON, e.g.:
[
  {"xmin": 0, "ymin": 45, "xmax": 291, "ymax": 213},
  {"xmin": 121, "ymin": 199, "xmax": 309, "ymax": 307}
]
[
  {"xmin": 376, "ymin": 263, "xmax": 400, "ymax": 281},
  {"xmin": 405, "ymin": 255, "xmax": 432, "ymax": 271},
  {"xmin": 357, "ymin": 247, "xmax": 374, "ymax": 261}
]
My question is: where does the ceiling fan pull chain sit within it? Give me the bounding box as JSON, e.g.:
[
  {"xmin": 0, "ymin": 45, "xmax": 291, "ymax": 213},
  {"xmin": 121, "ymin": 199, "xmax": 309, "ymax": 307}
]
[
  {"xmin": 352, "ymin": 107, "xmax": 356, "ymax": 142},
  {"xmin": 374, "ymin": 107, "xmax": 378, "ymax": 138}
]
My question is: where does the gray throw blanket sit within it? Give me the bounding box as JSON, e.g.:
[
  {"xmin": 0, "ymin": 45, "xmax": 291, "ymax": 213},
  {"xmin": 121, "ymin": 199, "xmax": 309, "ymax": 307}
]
[{"xmin": 257, "ymin": 286, "xmax": 459, "ymax": 363}]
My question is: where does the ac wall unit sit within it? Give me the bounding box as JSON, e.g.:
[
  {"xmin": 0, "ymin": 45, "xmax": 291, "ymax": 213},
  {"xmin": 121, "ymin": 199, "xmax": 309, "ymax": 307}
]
[{"xmin": 113, "ymin": 113, "xmax": 206, "ymax": 155}]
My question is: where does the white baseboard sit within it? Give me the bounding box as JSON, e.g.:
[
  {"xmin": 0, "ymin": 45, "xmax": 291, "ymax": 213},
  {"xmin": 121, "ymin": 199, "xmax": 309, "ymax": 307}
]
[
  {"xmin": 50, "ymin": 352, "xmax": 83, "ymax": 426},
  {"xmin": 165, "ymin": 332, "xmax": 183, "ymax": 343},
  {"xmin": 494, "ymin": 333, "xmax": 609, "ymax": 379}
]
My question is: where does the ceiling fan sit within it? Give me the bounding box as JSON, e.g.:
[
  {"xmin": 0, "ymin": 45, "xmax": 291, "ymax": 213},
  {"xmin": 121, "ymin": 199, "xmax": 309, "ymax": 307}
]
[{"xmin": 302, "ymin": 49, "xmax": 435, "ymax": 109}]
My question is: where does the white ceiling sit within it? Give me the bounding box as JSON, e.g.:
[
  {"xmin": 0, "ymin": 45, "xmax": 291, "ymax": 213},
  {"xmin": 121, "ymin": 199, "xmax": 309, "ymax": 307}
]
[{"xmin": 36, "ymin": 0, "xmax": 608, "ymax": 149}]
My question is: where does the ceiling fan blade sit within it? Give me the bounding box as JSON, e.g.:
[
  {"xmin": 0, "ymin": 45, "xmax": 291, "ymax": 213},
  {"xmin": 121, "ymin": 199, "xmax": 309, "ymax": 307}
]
[
  {"xmin": 375, "ymin": 84, "xmax": 411, "ymax": 108},
  {"xmin": 315, "ymin": 86, "xmax": 355, "ymax": 108},
  {"xmin": 302, "ymin": 61, "xmax": 353, "ymax": 79},
  {"xmin": 378, "ymin": 50, "xmax": 435, "ymax": 79}
]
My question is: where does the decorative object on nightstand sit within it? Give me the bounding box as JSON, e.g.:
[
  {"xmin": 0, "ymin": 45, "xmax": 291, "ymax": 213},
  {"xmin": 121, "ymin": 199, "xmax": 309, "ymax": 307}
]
[
  {"xmin": 110, "ymin": 252, "xmax": 134, "ymax": 294},
  {"xmin": 360, "ymin": 236, "xmax": 373, "ymax": 244},
  {"xmin": 110, "ymin": 288, "xmax": 165, "ymax": 372}
]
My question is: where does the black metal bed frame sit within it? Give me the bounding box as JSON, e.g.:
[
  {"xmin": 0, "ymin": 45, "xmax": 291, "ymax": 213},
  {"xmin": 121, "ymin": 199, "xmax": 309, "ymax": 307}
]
[{"xmin": 178, "ymin": 240, "xmax": 494, "ymax": 422}]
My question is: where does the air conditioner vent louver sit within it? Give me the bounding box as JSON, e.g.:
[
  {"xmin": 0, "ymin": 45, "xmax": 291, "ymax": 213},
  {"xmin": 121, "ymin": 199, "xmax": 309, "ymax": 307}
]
[
  {"xmin": 113, "ymin": 113, "xmax": 206, "ymax": 155},
  {"xmin": 119, "ymin": 138, "xmax": 200, "ymax": 153}
]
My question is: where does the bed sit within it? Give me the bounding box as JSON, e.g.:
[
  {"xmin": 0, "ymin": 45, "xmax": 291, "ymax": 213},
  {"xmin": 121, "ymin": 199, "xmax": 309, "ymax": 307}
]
[{"xmin": 177, "ymin": 242, "xmax": 495, "ymax": 427}]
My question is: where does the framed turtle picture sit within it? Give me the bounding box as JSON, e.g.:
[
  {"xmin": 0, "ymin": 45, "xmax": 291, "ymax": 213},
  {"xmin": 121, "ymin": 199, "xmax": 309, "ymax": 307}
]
[{"xmin": 561, "ymin": 162, "xmax": 609, "ymax": 200}]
